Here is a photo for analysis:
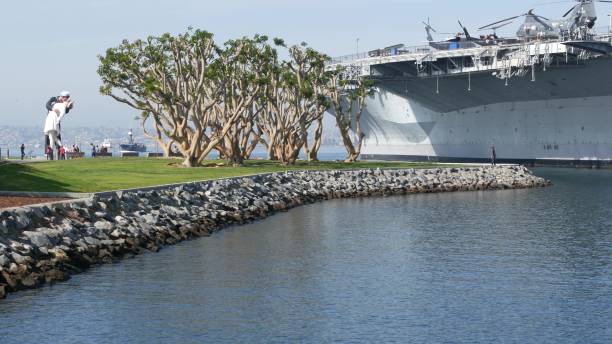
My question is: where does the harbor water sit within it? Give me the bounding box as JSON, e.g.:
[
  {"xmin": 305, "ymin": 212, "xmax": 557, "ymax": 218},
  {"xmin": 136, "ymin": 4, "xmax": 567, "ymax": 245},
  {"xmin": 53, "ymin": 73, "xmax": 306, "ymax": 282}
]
[{"xmin": 1, "ymin": 168, "xmax": 611, "ymax": 343}]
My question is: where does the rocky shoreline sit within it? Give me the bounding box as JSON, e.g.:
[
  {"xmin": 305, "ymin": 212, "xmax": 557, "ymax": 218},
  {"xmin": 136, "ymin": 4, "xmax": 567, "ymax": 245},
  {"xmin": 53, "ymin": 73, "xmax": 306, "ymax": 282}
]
[{"xmin": 0, "ymin": 166, "xmax": 550, "ymax": 299}]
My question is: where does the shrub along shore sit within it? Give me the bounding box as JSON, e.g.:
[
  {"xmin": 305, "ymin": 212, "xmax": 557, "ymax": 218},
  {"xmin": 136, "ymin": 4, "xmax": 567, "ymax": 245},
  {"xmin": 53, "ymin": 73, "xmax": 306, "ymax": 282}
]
[{"xmin": 0, "ymin": 165, "xmax": 550, "ymax": 299}]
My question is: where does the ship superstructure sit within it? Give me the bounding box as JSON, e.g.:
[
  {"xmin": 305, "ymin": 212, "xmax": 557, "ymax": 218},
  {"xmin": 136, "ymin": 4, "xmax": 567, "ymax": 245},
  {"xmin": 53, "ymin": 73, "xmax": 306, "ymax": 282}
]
[
  {"xmin": 119, "ymin": 129, "xmax": 147, "ymax": 153},
  {"xmin": 329, "ymin": 1, "xmax": 612, "ymax": 166}
]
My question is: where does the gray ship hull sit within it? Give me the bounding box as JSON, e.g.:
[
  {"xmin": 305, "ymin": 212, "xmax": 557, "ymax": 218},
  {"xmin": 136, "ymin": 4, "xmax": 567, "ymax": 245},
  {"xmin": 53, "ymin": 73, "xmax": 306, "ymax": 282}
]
[{"xmin": 360, "ymin": 56, "xmax": 612, "ymax": 166}]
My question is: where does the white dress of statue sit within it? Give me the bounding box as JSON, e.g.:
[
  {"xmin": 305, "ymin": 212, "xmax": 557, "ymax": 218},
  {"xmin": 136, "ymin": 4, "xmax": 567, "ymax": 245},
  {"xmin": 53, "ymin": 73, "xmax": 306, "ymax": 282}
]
[{"xmin": 44, "ymin": 102, "xmax": 68, "ymax": 151}]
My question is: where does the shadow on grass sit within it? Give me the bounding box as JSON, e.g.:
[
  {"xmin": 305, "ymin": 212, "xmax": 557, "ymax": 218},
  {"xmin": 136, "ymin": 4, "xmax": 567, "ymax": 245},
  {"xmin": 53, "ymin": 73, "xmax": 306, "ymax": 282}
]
[{"xmin": 0, "ymin": 163, "xmax": 74, "ymax": 192}]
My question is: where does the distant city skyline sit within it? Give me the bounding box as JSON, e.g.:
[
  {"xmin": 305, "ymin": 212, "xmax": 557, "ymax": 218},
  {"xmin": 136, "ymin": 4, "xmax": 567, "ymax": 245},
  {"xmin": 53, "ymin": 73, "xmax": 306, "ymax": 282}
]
[
  {"xmin": 0, "ymin": 123, "xmax": 344, "ymax": 158},
  {"xmin": 0, "ymin": 0, "xmax": 603, "ymax": 127}
]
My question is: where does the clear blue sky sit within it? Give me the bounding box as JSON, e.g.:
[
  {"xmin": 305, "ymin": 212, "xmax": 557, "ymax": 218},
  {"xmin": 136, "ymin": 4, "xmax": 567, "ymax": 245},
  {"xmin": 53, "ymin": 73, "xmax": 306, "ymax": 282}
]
[{"xmin": 0, "ymin": 0, "xmax": 604, "ymax": 128}]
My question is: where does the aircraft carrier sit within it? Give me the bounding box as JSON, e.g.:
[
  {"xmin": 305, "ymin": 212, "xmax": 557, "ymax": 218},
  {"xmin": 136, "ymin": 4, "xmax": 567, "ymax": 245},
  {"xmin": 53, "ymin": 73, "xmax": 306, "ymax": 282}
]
[{"xmin": 329, "ymin": 0, "xmax": 612, "ymax": 166}]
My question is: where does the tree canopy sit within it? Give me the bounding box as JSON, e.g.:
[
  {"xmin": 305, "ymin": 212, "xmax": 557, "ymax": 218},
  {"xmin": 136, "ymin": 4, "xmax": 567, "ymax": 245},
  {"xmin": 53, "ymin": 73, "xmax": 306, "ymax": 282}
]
[{"xmin": 98, "ymin": 28, "xmax": 373, "ymax": 167}]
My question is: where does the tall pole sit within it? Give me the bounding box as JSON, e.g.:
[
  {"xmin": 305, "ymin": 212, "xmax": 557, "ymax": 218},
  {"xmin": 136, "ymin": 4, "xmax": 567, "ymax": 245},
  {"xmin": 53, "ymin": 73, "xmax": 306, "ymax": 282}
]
[{"xmin": 356, "ymin": 38, "xmax": 360, "ymax": 56}]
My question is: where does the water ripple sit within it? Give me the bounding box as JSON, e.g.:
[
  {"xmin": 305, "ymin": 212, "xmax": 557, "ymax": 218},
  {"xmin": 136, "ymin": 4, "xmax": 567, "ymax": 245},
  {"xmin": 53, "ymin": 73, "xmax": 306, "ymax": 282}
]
[{"xmin": 1, "ymin": 168, "xmax": 612, "ymax": 343}]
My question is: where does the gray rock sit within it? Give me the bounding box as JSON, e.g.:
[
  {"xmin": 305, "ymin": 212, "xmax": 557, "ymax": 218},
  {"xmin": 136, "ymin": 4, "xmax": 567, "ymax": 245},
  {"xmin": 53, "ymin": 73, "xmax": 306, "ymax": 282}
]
[
  {"xmin": 114, "ymin": 216, "xmax": 129, "ymax": 226},
  {"xmin": 11, "ymin": 252, "xmax": 29, "ymax": 265},
  {"xmin": 22, "ymin": 231, "xmax": 52, "ymax": 248},
  {"xmin": 127, "ymin": 225, "xmax": 141, "ymax": 236},
  {"xmin": 2, "ymin": 219, "xmax": 16, "ymax": 231},
  {"xmin": 84, "ymin": 237, "xmax": 101, "ymax": 246},
  {"xmin": 20, "ymin": 274, "xmax": 38, "ymax": 288},
  {"xmin": 94, "ymin": 221, "xmax": 114, "ymax": 231},
  {"xmin": 142, "ymin": 214, "xmax": 157, "ymax": 225},
  {"xmin": 13, "ymin": 209, "xmax": 32, "ymax": 230},
  {"xmin": 0, "ymin": 254, "xmax": 10, "ymax": 267},
  {"xmin": 74, "ymin": 239, "xmax": 89, "ymax": 249}
]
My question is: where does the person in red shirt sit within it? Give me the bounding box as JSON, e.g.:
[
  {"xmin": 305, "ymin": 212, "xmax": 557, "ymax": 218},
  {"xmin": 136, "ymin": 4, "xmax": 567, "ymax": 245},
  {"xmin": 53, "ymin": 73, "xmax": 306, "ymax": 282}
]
[{"xmin": 59, "ymin": 146, "xmax": 66, "ymax": 160}]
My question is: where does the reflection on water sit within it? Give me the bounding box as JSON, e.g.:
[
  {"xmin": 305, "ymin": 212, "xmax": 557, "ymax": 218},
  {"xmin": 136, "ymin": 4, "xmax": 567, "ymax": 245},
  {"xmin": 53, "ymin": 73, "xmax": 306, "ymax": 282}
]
[{"xmin": 1, "ymin": 168, "xmax": 612, "ymax": 343}]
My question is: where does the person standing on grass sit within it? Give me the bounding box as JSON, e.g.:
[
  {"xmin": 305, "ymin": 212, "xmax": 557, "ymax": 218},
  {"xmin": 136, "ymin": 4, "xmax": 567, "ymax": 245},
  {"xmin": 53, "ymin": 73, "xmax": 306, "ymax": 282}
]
[
  {"xmin": 59, "ymin": 146, "xmax": 66, "ymax": 160},
  {"xmin": 44, "ymin": 92, "xmax": 74, "ymax": 160},
  {"xmin": 20, "ymin": 144, "xmax": 25, "ymax": 160}
]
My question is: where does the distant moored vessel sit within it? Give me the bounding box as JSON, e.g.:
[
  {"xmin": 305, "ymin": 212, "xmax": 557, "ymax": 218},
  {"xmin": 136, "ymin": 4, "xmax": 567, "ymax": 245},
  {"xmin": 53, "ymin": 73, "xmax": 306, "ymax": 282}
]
[
  {"xmin": 101, "ymin": 138, "xmax": 112, "ymax": 150},
  {"xmin": 119, "ymin": 129, "xmax": 147, "ymax": 153}
]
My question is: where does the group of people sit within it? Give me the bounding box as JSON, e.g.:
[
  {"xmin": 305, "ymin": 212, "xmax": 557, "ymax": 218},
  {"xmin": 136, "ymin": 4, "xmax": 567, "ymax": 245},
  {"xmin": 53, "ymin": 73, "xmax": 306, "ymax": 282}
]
[
  {"xmin": 90, "ymin": 144, "xmax": 108, "ymax": 158},
  {"xmin": 44, "ymin": 91, "xmax": 74, "ymax": 160},
  {"xmin": 49, "ymin": 145, "xmax": 66, "ymax": 160},
  {"xmin": 45, "ymin": 144, "xmax": 82, "ymax": 160}
]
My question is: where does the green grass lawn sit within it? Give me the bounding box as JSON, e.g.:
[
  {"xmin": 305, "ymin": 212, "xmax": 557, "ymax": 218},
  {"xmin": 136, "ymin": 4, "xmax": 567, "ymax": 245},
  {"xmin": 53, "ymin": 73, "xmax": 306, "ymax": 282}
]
[{"xmin": 0, "ymin": 158, "xmax": 450, "ymax": 193}]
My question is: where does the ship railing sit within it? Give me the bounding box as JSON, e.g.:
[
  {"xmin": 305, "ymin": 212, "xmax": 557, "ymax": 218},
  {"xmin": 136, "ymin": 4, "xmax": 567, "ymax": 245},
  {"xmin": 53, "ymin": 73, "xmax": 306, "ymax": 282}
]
[
  {"xmin": 590, "ymin": 27, "xmax": 612, "ymax": 42},
  {"xmin": 594, "ymin": 26, "xmax": 612, "ymax": 35},
  {"xmin": 329, "ymin": 52, "xmax": 370, "ymax": 64},
  {"xmin": 556, "ymin": 28, "xmax": 612, "ymax": 42},
  {"xmin": 427, "ymin": 41, "xmax": 480, "ymax": 51},
  {"xmin": 329, "ymin": 41, "xmax": 492, "ymax": 65},
  {"xmin": 330, "ymin": 44, "xmax": 436, "ymax": 65}
]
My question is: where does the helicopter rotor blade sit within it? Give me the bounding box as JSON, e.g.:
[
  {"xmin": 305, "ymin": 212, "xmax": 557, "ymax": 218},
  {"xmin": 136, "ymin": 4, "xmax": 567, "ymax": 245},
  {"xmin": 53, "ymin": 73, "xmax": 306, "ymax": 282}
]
[
  {"xmin": 459, "ymin": 21, "xmax": 472, "ymax": 39},
  {"xmin": 477, "ymin": 21, "xmax": 513, "ymax": 31},
  {"xmin": 563, "ymin": 4, "xmax": 578, "ymax": 17},
  {"xmin": 534, "ymin": 1, "xmax": 574, "ymax": 5},
  {"xmin": 478, "ymin": 15, "xmax": 521, "ymax": 30},
  {"xmin": 533, "ymin": 15, "xmax": 554, "ymax": 30},
  {"xmin": 422, "ymin": 21, "xmax": 437, "ymax": 33},
  {"xmin": 524, "ymin": 8, "xmax": 549, "ymax": 21}
]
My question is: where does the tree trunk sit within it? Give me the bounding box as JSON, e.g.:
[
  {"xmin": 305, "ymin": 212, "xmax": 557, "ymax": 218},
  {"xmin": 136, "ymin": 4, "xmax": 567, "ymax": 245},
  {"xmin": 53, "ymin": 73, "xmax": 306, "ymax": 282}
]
[
  {"xmin": 302, "ymin": 138, "xmax": 311, "ymax": 161},
  {"xmin": 182, "ymin": 155, "xmax": 198, "ymax": 167},
  {"xmin": 242, "ymin": 132, "xmax": 260, "ymax": 160},
  {"xmin": 160, "ymin": 140, "xmax": 174, "ymax": 158},
  {"xmin": 265, "ymin": 130, "xmax": 278, "ymax": 160},
  {"xmin": 228, "ymin": 140, "xmax": 244, "ymax": 166},
  {"xmin": 267, "ymin": 145, "xmax": 277, "ymax": 160},
  {"xmin": 334, "ymin": 112, "xmax": 357, "ymax": 162},
  {"xmin": 307, "ymin": 117, "xmax": 324, "ymax": 162},
  {"xmin": 345, "ymin": 151, "xmax": 359, "ymax": 163}
]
